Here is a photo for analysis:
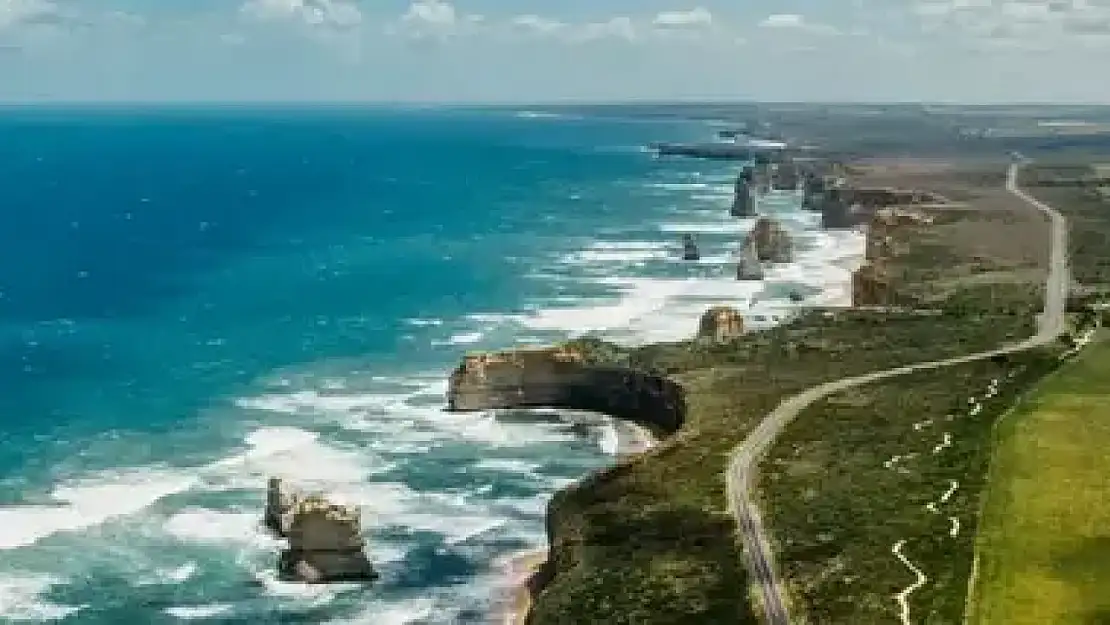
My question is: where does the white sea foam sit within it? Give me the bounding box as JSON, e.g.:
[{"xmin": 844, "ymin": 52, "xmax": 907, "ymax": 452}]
[
  {"xmin": 0, "ymin": 574, "xmax": 85, "ymax": 622},
  {"xmin": 164, "ymin": 604, "xmax": 235, "ymax": 620},
  {"xmin": 657, "ymin": 221, "xmax": 750, "ymax": 234},
  {"xmin": 431, "ymin": 331, "xmax": 485, "ymax": 346},
  {"xmin": 325, "ymin": 599, "xmax": 438, "ymax": 625},
  {"xmin": 0, "ymin": 469, "xmax": 199, "ymax": 551}
]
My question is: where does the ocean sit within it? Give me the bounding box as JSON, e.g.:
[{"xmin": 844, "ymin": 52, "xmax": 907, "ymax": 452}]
[{"xmin": 0, "ymin": 106, "xmax": 864, "ymax": 624}]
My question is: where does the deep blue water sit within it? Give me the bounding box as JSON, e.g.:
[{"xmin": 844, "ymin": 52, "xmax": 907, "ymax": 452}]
[{"xmin": 0, "ymin": 107, "xmax": 751, "ymax": 623}]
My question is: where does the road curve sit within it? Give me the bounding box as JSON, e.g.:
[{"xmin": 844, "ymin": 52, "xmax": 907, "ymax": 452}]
[{"xmin": 726, "ymin": 161, "xmax": 1069, "ymax": 625}]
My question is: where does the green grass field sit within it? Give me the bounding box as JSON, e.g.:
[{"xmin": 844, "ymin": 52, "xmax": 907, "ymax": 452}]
[{"xmin": 969, "ymin": 335, "xmax": 1110, "ymax": 625}]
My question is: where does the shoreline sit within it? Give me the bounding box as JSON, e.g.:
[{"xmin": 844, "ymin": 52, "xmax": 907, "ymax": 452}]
[{"xmin": 492, "ymin": 419, "xmax": 659, "ymax": 624}]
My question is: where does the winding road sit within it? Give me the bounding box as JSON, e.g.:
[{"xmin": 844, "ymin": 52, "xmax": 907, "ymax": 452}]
[{"xmin": 726, "ymin": 161, "xmax": 1070, "ymax": 624}]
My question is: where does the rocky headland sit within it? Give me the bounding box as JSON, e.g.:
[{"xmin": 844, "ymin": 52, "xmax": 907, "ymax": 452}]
[
  {"xmin": 446, "ymin": 341, "xmax": 686, "ymax": 433},
  {"xmin": 851, "ymin": 207, "xmax": 933, "ymax": 307},
  {"xmin": 264, "ymin": 478, "xmax": 378, "ymax": 584}
]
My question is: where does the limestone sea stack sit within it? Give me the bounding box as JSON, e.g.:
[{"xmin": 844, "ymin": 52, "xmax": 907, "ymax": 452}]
[
  {"xmin": 730, "ymin": 176, "xmax": 756, "ymax": 217},
  {"xmin": 743, "ymin": 217, "xmax": 793, "ymax": 264},
  {"xmin": 264, "ymin": 478, "xmax": 377, "ymax": 584},
  {"xmin": 445, "ymin": 344, "xmax": 686, "ymax": 432},
  {"xmin": 681, "ymin": 234, "xmax": 700, "ymax": 261},
  {"xmin": 821, "ymin": 188, "xmax": 855, "ymax": 229},
  {"xmin": 736, "ymin": 240, "xmax": 764, "ymax": 281},
  {"xmin": 697, "ymin": 306, "xmax": 745, "ymax": 342}
]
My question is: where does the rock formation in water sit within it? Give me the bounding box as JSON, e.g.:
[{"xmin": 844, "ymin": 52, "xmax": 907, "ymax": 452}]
[
  {"xmin": 743, "ymin": 217, "xmax": 793, "ymax": 263},
  {"xmin": 697, "ymin": 306, "xmax": 745, "ymax": 342},
  {"xmin": 736, "ymin": 240, "xmax": 764, "ymax": 281},
  {"xmin": 801, "ymin": 171, "xmax": 827, "ymax": 211},
  {"xmin": 681, "ymin": 234, "xmax": 700, "ymax": 261},
  {"xmin": 821, "ymin": 187, "xmax": 856, "ymax": 229},
  {"xmin": 445, "ymin": 343, "xmax": 686, "ymax": 433},
  {"xmin": 264, "ymin": 478, "xmax": 377, "ymax": 584},
  {"xmin": 772, "ymin": 161, "xmax": 799, "ymax": 191},
  {"xmin": 730, "ymin": 176, "xmax": 756, "ymax": 217}
]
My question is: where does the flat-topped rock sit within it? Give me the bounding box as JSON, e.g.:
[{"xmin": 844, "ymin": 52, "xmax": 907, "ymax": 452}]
[
  {"xmin": 697, "ymin": 306, "xmax": 745, "ymax": 342},
  {"xmin": 446, "ymin": 342, "xmax": 685, "ymax": 432},
  {"xmin": 264, "ymin": 478, "xmax": 377, "ymax": 584}
]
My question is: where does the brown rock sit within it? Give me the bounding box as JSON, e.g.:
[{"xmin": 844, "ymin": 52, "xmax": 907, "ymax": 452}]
[
  {"xmin": 697, "ymin": 306, "xmax": 745, "ymax": 342},
  {"xmin": 851, "ymin": 262, "xmax": 897, "ymax": 307},
  {"xmin": 445, "ymin": 345, "xmax": 686, "ymax": 433},
  {"xmin": 743, "ymin": 217, "xmax": 793, "ymax": 263},
  {"xmin": 265, "ymin": 478, "xmax": 377, "ymax": 584}
]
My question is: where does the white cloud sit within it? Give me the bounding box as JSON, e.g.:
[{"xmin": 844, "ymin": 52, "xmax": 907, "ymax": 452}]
[
  {"xmin": 240, "ymin": 0, "xmax": 361, "ymax": 28},
  {"xmin": 574, "ymin": 16, "xmax": 636, "ymax": 42},
  {"xmin": 392, "ymin": 0, "xmax": 486, "ymax": 39},
  {"xmin": 402, "ymin": 0, "xmax": 455, "ymax": 29},
  {"xmin": 0, "ymin": 0, "xmax": 58, "ymax": 30},
  {"xmin": 911, "ymin": 0, "xmax": 1110, "ymax": 46},
  {"xmin": 653, "ymin": 7, "xmax": 713, "ymax": 28},
  {"xmin": 760, "ymin": 14, "xmax": 806, "ymax": 29},
  {"xmin": 759, "ymin": 13, "xmax": 839, "ymax": 35},
  {"xmin": 511, "ymin": 14, "xmax": 567, "ymax": 35}
]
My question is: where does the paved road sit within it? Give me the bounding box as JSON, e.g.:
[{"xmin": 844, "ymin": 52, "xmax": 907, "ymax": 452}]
[{"xmin": 725, "ymin": 162, "xmax": 1070, "ymax": 624}]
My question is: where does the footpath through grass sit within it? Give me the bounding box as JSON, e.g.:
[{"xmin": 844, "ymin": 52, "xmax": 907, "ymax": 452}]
[
  {"xmin": 757, "ymin": 348, "xmax": 1062, "ymax": 624},
  {"xmin": 969, "ymin": 334, "xmax": 1110, "ymax": 625}
]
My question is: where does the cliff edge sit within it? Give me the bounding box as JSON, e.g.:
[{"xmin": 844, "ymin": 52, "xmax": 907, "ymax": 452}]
[{"xmin": 445, "ymin": 341, "xmax": 686, "ymax": 433}]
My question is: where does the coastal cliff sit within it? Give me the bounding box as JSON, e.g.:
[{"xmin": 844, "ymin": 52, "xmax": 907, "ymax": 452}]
[
  {"xmin": 851, "ymin": 262, "xmax": 898, "ymax": 307},
  {"xmin": 446, "ymin": 341, "xmax": 686, "ymax": 433},
  {"xmin": 865, "ymin": 208, "xmax": 932, "ymax": 261},
  {"xmin": 821, "ymin": 185, "xmax": 946, "ymax": 229}
]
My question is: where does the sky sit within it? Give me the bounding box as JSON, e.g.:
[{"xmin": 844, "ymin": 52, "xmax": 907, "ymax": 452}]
[{"xmin": 1, "ymin": 0, "xmax": 1109, "ymax": 103}]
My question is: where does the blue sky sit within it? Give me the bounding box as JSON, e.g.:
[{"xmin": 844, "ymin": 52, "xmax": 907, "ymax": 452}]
[{"xmin": 1, "ymin": 0, "xmax": 1109, "ymax": 103}]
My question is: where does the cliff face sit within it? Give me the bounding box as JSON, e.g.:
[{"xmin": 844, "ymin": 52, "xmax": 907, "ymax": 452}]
[
  {"xmin": 865, "ymin": 208, "xmax": 931, "ymax": 261},
  {"xmin": 851, "ymin": 262, "xmax": 897, "ymax": 307},
  {"xmin": 697, "ymin": 306, "xmax": 745, "ymax": 342},
  {"xmin": 743, "ymin": 217, "xmax": 793, "ymax": 263},
  {"xmin": 446, "ymin": 345, "xmax": 686, "ymax": 433},
  {"xmin": 265, "ymin": 478, "xmax": 378, "ymax": 584}
]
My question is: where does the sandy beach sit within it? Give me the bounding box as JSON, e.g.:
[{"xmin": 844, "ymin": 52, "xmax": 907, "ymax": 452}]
[{"xmin": 493, "ymin": 419, "xmax": 659, "ymax": 624}]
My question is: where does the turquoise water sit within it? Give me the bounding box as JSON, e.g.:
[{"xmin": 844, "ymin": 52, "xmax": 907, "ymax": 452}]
[{"xmin": 0, "ymin": 106, "xmax": 861, "ymax": 623}]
